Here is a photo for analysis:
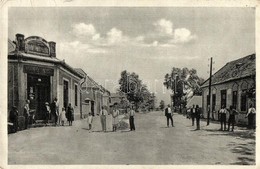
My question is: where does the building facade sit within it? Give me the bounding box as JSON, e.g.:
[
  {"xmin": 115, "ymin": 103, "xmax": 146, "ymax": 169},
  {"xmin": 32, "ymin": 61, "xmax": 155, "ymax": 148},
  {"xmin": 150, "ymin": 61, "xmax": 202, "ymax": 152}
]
[
  {"xmin": 8, "ymin": 34, "xmax": 84, "ymax": 129},
  {"xmin": 201, "ymin": 54, "xmax": 256, "ymax": 124},
  {"xmin": 76, "ymin": 69, "xmax": 110, "ymax": 118}
]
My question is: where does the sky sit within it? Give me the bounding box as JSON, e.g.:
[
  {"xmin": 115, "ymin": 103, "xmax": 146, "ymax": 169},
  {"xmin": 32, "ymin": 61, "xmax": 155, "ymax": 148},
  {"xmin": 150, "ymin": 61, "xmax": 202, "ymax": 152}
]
[{"xmin": 8, "ymin": 7, "xmax": 255, "ymax": 105}]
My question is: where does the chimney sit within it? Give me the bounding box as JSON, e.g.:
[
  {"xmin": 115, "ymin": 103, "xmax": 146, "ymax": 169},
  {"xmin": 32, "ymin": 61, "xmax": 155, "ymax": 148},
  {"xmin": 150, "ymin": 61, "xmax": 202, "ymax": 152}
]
[
  {"xmin": 15, "ymin": 33, "xmax": 25, "ymax": 52},
  {"xmin": 49, "ymin": 41, "xmax": 56, "ymax": 57}
]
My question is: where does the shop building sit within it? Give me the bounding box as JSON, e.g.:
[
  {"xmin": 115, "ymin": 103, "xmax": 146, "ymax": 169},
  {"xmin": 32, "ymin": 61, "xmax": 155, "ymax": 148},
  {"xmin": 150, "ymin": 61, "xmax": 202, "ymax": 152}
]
[{"xmin": 8, "ymin": 34, "xmax": 84, "ymax": 129}]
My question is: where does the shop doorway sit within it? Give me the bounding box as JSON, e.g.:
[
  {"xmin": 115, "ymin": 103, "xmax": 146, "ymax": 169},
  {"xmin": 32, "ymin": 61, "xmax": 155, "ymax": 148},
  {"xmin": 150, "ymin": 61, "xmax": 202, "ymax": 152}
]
[{"xmin": 27, "ymin": 74, "xmax": 50, "ymax": 120}]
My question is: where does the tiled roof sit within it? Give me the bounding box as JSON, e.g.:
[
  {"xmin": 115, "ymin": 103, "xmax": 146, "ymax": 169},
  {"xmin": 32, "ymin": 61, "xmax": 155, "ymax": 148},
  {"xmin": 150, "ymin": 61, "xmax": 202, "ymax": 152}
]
[
  {"xmin": 75, "ymin": 68, "xmax": 110, "ymax": 94},
  {"xmin": 201, "ymin": 54, "xmax": 255, "ymax": 88}
]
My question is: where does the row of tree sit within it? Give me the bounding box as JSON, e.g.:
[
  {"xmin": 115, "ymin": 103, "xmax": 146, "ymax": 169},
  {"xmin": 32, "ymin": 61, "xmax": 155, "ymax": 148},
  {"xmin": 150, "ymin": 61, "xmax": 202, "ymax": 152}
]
[{"xmin": 118, "ymin": 70, "xmax": 156, "ymax": 111}]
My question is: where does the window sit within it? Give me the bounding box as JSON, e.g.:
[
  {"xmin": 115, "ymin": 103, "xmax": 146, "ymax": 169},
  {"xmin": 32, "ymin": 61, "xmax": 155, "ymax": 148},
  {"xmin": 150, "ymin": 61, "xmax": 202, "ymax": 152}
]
[
  {"xmin": 232, "ymin": 91, "xmax": 238, "ymax": 109},
  {"xmin": 220, "ymin": 90, "xmax": 227, "ymax": 108},
  {"xmin": 207, "ymin": 95, "xmax": 210, "ymax": 106},
  {"xmin": 212, "ymin": 94, "xmax": 216, "ymax": 111},
  {"xmin": 75, "ymin": 84, "xmax": 78, "ymax": 106},
  {"xmin": 240, "ymin": 89, "xmax": 247, "ymax": 111}
]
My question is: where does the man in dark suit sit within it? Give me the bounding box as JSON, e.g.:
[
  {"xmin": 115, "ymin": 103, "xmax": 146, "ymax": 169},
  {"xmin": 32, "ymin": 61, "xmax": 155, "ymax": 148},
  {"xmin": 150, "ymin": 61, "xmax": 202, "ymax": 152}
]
[{"xmin": 165, "ymin": 104, "xmax": 174, "ymax": 127}]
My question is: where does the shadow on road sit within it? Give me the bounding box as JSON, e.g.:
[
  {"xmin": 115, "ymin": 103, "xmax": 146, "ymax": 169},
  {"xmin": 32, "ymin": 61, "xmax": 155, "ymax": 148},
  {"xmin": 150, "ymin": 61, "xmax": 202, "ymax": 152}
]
[
  {"xmin": 203, "ymin": 128, "xmax": 255, "ymax": 165},
  {"xmin": 204, "ymin": 129, "xmax": 255, "ymax": 140}
]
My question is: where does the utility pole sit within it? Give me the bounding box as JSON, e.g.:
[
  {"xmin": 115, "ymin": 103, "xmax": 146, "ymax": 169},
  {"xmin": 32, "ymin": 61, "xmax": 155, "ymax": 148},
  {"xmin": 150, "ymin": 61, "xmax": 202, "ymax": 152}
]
[{"xmin": 207, "ymin": 57, "xmax": 213, "ymax": 125}]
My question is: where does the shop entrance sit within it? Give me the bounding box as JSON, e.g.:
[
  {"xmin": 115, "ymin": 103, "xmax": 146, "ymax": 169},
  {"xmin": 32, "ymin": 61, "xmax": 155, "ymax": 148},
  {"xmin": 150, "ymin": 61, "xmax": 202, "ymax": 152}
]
[{"xmin": 27, "ymin": 74, "xmax": 50, "ymax": 120}]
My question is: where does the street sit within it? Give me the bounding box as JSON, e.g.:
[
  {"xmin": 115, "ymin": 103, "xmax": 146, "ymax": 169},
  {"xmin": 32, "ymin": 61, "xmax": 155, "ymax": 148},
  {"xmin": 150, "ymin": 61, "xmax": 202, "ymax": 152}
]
[{"xmin": 8, "ymin": 111, "xmax": 255, "ymax": 165}]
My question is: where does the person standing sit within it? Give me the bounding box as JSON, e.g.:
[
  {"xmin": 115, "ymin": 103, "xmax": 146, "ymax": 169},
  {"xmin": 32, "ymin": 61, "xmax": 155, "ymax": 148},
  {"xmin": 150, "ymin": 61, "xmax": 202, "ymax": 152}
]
[
  {"xmin": 23, "ymin": 100, "xmax": 30, "ymax": 129},
  {"xmin": 60, "ymin": 107, "xmax": 67, "ymax": 126},
  {"xmin": 227, "ymin": 105, "xmax": 238, "ymax": 132},
  {"xmin": 195, "ymin": 105, "xmax": 201, "ymax": 130},
  {"xmin": 246, "ymin": 104, "xmax": 256, "ymax": 129},
  {"xmin": 99, "ymin": 106, "xmax": 108, "ymax": 132},
  {"xmin": 165, "ymin": 104, "xmax": 174, "ymax": 127},
  {"xmin": 191, "ymin": 105, "xmax": 196, "ymax": 126},
  {"xmin": 219, "ymin": 105, "xmax": 227, "ymax": 131},
  {"xmin": 129, "ymin": 106, "xmax": 136, "ymax": 131},
  {"xmin": 67, "ymin": 103, "xmax": 74, "ymax": 126},
  {"xmin": 9, "ymin": 106, "xmax": 19, "ymax": 133},
  {"xmin": 88, "ymin": 112, "xmax": 93, "ymax": 130},
  {"xmin": 112, "ymin": 103, "xmax": 120, "ymax": 132},
  {"xmin": 44, "ymin": 102, "xmax": 51, "ymax": 126},
  {"xmin": 51, "ymin": 98, "xmax": 59, "ymax": 126}
]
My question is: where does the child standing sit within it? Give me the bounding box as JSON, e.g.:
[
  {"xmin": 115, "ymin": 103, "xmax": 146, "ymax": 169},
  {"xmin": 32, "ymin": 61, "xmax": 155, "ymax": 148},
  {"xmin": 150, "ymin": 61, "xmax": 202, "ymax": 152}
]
[
  {"xmin": 60, "ymin": 107, "xmax": 67, "ymax": 126},
  {"xmin": 88, "ymin": 112, "xmax": 93, "ymax": 130}
]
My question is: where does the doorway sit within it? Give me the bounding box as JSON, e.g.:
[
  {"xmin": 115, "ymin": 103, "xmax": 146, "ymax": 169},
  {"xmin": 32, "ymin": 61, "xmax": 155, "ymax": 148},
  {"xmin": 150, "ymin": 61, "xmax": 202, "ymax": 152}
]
[{"xmin": 27, "ymin": 74, "xmax": 50, "ymax": 120}]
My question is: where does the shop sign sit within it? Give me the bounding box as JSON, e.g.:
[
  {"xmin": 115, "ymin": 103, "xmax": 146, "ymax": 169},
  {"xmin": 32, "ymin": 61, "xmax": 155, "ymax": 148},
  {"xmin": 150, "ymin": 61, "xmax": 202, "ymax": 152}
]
[{"xmin": 24, "ymin": 65, "xmax": 54, "ymax": 76}]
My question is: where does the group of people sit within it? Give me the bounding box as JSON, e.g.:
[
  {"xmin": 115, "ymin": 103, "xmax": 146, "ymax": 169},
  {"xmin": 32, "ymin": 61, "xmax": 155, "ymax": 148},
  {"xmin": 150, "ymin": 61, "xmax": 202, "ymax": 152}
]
[
  {"xmin": 87, "ymin": 103, "xmax": 136, "ymax": 132},
  {"xmin": 166, "ymin": 103, "xmax": 255, "ymax": 132},
  {"xmin": 189, "ymin": 105, "xmax": 202, "ymax": 130},
  {"xmin": 219, "ymin": 104, "xmax": 256, "ymax": 131},
  {"xmin": 164, "ymin": 104, "xmax": 202, "ymax": 130},
  {"xmin": 44, "ymin": 98, "xmax": 75, "ymax": 126}
]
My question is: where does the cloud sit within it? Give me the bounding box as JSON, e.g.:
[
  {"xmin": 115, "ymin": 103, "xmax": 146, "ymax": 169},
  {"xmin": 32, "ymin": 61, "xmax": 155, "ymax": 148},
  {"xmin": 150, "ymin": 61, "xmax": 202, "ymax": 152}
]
[
  {"xmin": 152, "ymin": 41, "xmax": 158, "ymax": 47},
  {"xmin": 72, "ymin": 23, "xmax": 100, "ymax": 41},
  {"xmin": 141, "ymin": 18, "xmax": 197, "ymax": 46},
  {"xmin": 59, "ymin": 40, "xmax": 107, "ymax": 54},
  {"xmin": 70, "ymin": 20, "xmax": 196, "ymax": 50},
  {"xmin": 172, "ymin": 28, "xmax": 197, "ymax": 43},
  {"xmin": 154, "ymin": 19, "xmax": 173, "ymax": 35},
  {"xmin": 106, "ymin": 27, "xmax": 128, "ymax": 44}
]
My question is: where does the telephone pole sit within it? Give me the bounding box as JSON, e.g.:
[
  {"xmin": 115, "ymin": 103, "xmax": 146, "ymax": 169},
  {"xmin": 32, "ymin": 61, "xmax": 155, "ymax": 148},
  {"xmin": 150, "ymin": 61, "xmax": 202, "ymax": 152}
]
[{"xmin": 207, "ymin": 57, "xmax": 213, "ymax": 125}]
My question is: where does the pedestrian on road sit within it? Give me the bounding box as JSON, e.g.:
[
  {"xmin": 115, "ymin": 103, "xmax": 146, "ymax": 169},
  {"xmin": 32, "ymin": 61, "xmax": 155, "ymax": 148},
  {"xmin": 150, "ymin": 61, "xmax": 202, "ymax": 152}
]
[
  {"xmin": 246, "ymin": 104, "xmax": 256, "ymax": 129},
  {"xmin": 9, "ymin": 106, "xmax": 19, "ymax": 133},
  {"xmin": 99, "ymin": 106, "xmax": 108, "ymax": 132},
  {"xmin": 51, "ymin": 98, "xmax": 59, "ymax": 126},
  {"xmin": 23, "ymin": 100, "xmax": 30, "ymax": 129},
  {"xmin": 112, "ymin": 103, "xmax": 119, "ymax": 132},
  {"xmin": 191, "ymin": 105, "xmax": 196, "ymax": 126},
  {"xmin": 67, "ymin": 103, "xmax": 74, "ymax": 126},
  {"xmin": 44, "ymin": 102, "xmax": 51, "ymax": 126},
  {"xmin": 195, "ymin": 105, "xmax": 201, "ymax": 130},
  {"xmin": 165, "ymin": 104, "xmax": 174, "ymax": 127},
  {"xmin": 219, "ymin": 105, "xmax": 227, "ymax": 131},
  {"xmin": 227, "ymin": 105, "xmax": 238, "ymax": 132},
  {"xmin": 88, "ymin": 112, "xmax": 93, "ymax": 130},
  {"xmin": 60, "ymin": 107, "xmax": 67, "ymax": 126},
  {"xmin": 129, "ymin": 106, "xmax": 136, "ymax": 131}
]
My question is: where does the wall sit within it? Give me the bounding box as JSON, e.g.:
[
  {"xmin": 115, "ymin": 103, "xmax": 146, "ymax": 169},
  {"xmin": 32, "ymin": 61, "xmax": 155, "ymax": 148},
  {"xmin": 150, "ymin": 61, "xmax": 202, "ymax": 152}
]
[
  {"xmin": 58, "ymin": 68, "xmax": 81, "ymax": 120},
  {"xmin": 202, "ymin": 77, "xmax": 255, "ymax": 124}
]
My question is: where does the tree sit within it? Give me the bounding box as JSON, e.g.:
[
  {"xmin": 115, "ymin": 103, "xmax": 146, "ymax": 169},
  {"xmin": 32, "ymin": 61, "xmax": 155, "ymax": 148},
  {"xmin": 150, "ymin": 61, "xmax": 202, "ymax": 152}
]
[
  {"xmin": 159, "ymin": 100, "xmax": 165, "ymax": 110},
  {"xmin": 118, "ymin": 70, "xmax": 156, "ymax": 111},
  {"xmin": 163, "ymin": 67, "xmax": 204, "ymax": 108}
]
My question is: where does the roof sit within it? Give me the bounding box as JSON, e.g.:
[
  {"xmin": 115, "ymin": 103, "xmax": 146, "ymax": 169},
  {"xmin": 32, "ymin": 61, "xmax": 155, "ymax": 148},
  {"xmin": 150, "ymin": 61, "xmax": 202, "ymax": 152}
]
[
  {"xmin": 186, "ymin": 96, "xmax": 202, "ymax": 108},
  {"xmin": 110, "ymin": 92, "xmax": 126, "ymax": 98},
  {"xmin": 8, "ymin": 50, "xmax": 84, "ymax": 79},
  {"xmin": 201, "ymin": 54, "xmax": 255, "ymax": 88},
  {"xmin": 75, "ymin": 68, "xmax": 110, "ymax": 94}
]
